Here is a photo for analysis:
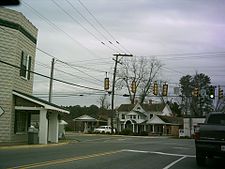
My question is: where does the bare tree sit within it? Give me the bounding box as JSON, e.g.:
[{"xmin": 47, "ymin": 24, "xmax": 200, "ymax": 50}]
[
  {"xmin": 215, "ymin": 98, "xmax": 225, "ymax": 112},
  {"xmin": 97, "ymin": 94, "xmax": 110, "ymax": 109},
  {"xmin": 117, "ymin": 56, "xmax": 162, "ymax": 104}
]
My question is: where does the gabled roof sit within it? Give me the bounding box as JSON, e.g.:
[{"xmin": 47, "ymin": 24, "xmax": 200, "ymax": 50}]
[
  {"xmin": 147, "ymin": 115, "xmax": 183, "ymax": 125},
  {"xmin": 147, "ymin": 115, "xmax": 166, "ymax": 125},
  {"xmin": 158, "ymin": 115, "xmax": 183, "ymax": 125},
  {"xmin": 13, "ymin": 90, "xmax": 69, "ymax": 114},
  {"xmin": 117, "ymin": 104, "xmax": 136, "ymax": 112},
  {"xmin": 117, "ymin": 103, "xmax": 165, "ymax": 112}
]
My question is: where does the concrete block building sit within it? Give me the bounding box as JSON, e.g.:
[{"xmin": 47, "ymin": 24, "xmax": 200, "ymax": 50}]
[{"xmin": 0, "ymin": 7, "xmax": 69, "ymax": 144}]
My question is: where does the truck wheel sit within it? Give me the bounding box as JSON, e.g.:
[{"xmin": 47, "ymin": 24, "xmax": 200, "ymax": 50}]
[{"xmin": 196, "ymin": 153, "xmax": 206, "ymax": 166}]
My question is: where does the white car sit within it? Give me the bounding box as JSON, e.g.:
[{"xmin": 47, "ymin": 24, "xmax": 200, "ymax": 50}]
[{"xmin": 94, "ymin": 126, "xmax": 115, "ymax": 133}]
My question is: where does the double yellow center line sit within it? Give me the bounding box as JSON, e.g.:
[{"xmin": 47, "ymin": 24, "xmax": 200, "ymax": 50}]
[{"xmin": 7, "ymin": 150, "xmax": 123, "ymax": 169}]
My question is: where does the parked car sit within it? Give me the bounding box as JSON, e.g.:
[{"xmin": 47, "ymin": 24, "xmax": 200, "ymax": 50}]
[
  {"xmin": 194, "ymin": 112, "xmax": 225, "ymax": 166},
  {"xmin": 94, "ymin": 126, "xmax": 115, "ymax": 134}
]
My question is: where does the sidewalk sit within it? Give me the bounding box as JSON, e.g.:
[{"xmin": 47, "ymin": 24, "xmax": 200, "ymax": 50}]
[{"xmin": 0, "ymin": 140, "xmax": 69, "ymax": 150}]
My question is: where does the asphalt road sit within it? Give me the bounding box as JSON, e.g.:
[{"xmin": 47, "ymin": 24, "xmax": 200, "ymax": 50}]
[{"xmin": 0, "ymin": 133, "xmax": 225, "ymax": 169}]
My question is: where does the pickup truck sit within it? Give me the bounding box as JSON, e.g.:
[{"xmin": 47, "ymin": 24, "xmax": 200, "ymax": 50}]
[{"xmin": 194, "ymin": 112, "xmax": 225, "ymax": 166}]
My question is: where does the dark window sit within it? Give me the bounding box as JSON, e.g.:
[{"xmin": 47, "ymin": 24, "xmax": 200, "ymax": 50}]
[
  {"xmin": 20, "ymin": 51, "xmax": 31, "ymax": 80},
  {"xmin": 122, "ymin": 114, "xmax": 125, "ymax": 119},
  {"xmin": 207, "ymin": 114, "xmax": 225, "ymax": 125},
  {"xmin": 15, "ymin": 111, "xmax": 28, "ymax": 133},
  {"xmin": 150, "ymin": 114, "xmax": 153, "ymax": 119}
]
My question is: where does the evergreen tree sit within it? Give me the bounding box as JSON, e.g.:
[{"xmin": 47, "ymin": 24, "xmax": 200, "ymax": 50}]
[{"xmin": 179, "ymin": 73, "xmax": 214, "ymax": 116}]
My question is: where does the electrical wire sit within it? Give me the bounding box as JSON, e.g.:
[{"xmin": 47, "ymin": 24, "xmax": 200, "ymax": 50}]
[
  {"xmin": 77, "ymin": 0, "xmax": 132, "ymax": 54},
  {"xmin": 0, "ymin": 59, "xmax": 105, "ymax": 92},
  {"xmin": 0, "ymin": 24, "xmax": 106, "ymax": 86},
  {"xmin": 35, "ymin": 61, "xmax": 102, "ymax": 86},
  {"xmin": 52, "ymin": 0, "xmax": 119, "ymax": 53},
  {"xmin": 23, "ymin": 1, "xmax": 102, "ymax": 59},
  {"xmin": 66, "ymin": 0, "xmax": 125, "ymax": 53}
]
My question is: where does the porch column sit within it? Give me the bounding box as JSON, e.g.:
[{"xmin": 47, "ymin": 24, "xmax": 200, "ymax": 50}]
[
  {"xmin": 144, "ymin": 125, "xmax": 146, "ymax": 132},
  {"xmin": 152, "ymin": 124, "xmax": 155, "ymax": 133},
  {"xmin": 136, "ymin": 125, "xmax": 139, "ymax": 133},
  {"xmin": 84, "ymin": 122, "xmax": 88, "ymax": 133},
  {"xmin": 48, "ymin": 112, "xmax": 59, "ymax": 143},
  {"xmin": 133, "ymin": 124, "xmax": 135, "ymax": 133},
  {"xmin": 39, "ymin": 109, "xmax": 48, "ymax": 144}
]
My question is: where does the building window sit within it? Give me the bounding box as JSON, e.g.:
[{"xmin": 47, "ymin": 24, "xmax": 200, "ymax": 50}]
[
  {"xmin": 15, "ymin": 111, "xmax": 28, "ymax": 133},
  {"xmin": 20, "ymin": 51, "xmax": 32, "ymax": 80},
  {"xmin": 122, "ymin": 114, "xmax": 125, "ymax": 119},
  {"xmin": 133, "ymin": 115, "xmax": 136, "ymax": 119},
  {"xmin": 150, "ymin": 114, "xmax": 153, "ymax": 119}
]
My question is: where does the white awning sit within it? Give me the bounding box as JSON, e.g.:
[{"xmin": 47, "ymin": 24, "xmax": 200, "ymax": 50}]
[{"xmin": 13, "ymin": 90, "xmax": 69, "ymax": 114}]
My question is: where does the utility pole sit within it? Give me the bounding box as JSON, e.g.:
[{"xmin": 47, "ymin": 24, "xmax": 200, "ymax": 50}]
[
  {"xmin": 49, "ymin": 58, "xmax": 55, "ymax": 103},
  {"xmin": 111, "ymin": 53, "xmax": 133, "ymax": 133}
]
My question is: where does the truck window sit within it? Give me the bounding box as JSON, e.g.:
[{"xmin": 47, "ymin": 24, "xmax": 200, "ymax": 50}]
[{"xmin": 207, "ymin": 114, "xmax": 225, "ymax": 125}]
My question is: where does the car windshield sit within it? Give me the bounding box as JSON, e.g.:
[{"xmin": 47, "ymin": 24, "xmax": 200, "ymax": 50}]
[{"xmin": 207, "ymin": 114, "xmax": 225, "ymax": 125}]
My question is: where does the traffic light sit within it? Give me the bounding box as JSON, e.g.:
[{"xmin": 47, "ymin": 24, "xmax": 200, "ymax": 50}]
[
  {"xmin": 153, "ymin": 81, "xmax": 158, "ymax": 96},
  {"xmin": 192, "ymin": 87, "xmax": 199, "ymax": 97},
  {"xmin": 219, "ymin": 86, "xmax": 224, "ymax": 99},
  {"xmin": 162, "ymin": 83, "xmax": 168, "ymax": 96},
  {"xmin": 131, "ymin": 80, "xmax": 137, "ymax": 93},
  {"xmin": 209, "ymin": 85, "xmax": 215, "ymax": 99},
  {"xmin": 104, "ymin": 77, "xmax": 109, "ymax": 90}
]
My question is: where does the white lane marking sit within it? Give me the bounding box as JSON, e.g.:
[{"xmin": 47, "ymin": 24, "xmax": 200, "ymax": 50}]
[
  {"xmin": 172, "ymin": 146, "xmax": 190, "ymax": 150},
  {"xmin": 162, "ymin": 156, "xmax": 186, "ymax": 169},
  {"xmin": 123, "ymin": 149, "xmax": 195, "ymax": 158},
  {"xmin": 84, "ymin": 137, "xmax": 115, "ymax": 142}
]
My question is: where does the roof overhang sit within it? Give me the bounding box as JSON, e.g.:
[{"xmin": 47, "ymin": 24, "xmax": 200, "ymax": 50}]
[
  {"xmin": 73, "ymin": 114, "xmax": 98, "ymax": 122},
  {"xmin": 13, "ymin": 91, "xmax": 69, "ymax": 114}
]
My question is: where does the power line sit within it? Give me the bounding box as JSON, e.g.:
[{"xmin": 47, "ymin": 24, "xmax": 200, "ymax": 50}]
[
  {"xmin": 35, "ymin": 61, "xmax": 102, "ymax": 86},
  {"xmin": 0, "ymin": 59, "xmax": 105, "ymax": 92},
  {"xmin": 23, "ymin": 1, "xmax": 102, "ymax": 59},
  {"xmin": 56, "ymin": 61, "xmax": 103, "ymax": 83},
  {"xmin": 51, "ymin": 0, "xmax": 119, "ymax": 53},
  {"xmin": 65, "ymin": 0, "xmax": 125, "ymax": 53},
  {"xmin": 1, "ymin": 23, "xmax": 105, "ymax": 86},
  {"xmin": 77, "ymin": 0, "xmax": 132, "ymax": 54}
]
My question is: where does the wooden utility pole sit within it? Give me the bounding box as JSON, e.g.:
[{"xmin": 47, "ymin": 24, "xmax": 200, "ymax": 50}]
[
  {"xmin": 111, "ymin": 53, "xmax": 133, "ymax": 133},
  {"xmin": 49, "ymin": 58, "xmax": 55, "ymax": 103}
]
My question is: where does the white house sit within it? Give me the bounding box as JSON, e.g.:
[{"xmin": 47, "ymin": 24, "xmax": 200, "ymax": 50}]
[{"xmin": 116, "ymin": 103, "xmax": 183, "ymax": 136}]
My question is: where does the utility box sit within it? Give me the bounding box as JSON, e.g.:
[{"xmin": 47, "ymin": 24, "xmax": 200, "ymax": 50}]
[{"xmin": 28, "ymin": 126, "xmax": 39, "ymax": 144}]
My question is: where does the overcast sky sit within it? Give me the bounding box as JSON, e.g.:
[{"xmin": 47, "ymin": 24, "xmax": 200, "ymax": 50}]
[{"xmin": 9, "ymin": 0, "xmax": 225, "ymax": 106}]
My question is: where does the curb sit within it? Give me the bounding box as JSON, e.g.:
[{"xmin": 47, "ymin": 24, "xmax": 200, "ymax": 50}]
[{"xmin": 0, "ymin": 141, "xmax": 70, "ymax": 150}]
